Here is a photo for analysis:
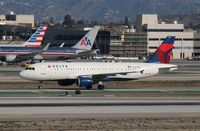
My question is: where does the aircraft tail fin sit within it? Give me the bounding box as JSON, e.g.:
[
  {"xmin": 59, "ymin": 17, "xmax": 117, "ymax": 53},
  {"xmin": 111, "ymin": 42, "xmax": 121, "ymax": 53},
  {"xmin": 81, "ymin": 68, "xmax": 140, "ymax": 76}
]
[
  {"xmin": 146, "ymin": 36, "xmax": 175, "ymax": 64},
  {"xmin": 23, "ymin": 24, "xmax": 48, "ymax": 47},
  {"xmin": 72, "ymin": 26, "xmax": 100, "ymax": 50}
]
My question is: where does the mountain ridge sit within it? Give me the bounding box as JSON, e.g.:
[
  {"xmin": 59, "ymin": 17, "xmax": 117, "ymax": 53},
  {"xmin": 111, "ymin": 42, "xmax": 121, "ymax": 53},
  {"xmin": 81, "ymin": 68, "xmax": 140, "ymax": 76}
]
[{"xmin": 0, "ymin": 0, "xmax": 200, "ymax": 22}]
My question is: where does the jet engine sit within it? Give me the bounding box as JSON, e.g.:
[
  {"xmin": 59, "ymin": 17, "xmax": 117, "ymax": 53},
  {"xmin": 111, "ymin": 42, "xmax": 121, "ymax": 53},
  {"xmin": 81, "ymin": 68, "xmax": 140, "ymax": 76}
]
[
  {"xmin": 76, "ymin": 76, "xmax": 93, "ymax": 89},
  {"xmin": 6, "ymin": 55, "xmax": 17, "ymax": 62},
  {"xmin": 57, "ymin": 79, "xmax": 76, "ymax": 86},
  {"xmin": 33, "ymin": 55, "xmax": 43, "ymax": 60}
]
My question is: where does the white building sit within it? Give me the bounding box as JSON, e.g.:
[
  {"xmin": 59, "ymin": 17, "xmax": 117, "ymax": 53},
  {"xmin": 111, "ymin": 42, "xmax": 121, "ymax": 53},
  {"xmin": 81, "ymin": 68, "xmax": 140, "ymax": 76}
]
[
  {"xmin": 136, "ymin": 14, "xmax": 194, "ymax": 59},
  {"xmin": 0, "ymin": 13, "xmax": 34, "ymax": 27}
]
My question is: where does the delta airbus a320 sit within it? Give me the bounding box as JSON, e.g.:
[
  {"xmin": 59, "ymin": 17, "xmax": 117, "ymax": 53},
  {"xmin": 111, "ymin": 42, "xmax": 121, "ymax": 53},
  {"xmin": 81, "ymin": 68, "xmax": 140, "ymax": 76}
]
[{"xmin": 20, "ymin": 36, "xmax": 177, "ymax": 94}]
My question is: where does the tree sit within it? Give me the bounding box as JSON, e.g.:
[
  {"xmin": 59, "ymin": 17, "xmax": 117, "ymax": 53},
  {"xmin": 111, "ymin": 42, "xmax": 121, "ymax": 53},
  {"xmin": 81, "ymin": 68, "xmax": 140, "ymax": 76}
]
[
  {"xmin": 63, "ymin": 14, "xmax": 76, "ymax": 28},
  {"xmin": 77, "ymin": 20, "xmax": 84, "ymax": 25},
  {"xmin": 124, "ymin": 16, "xmax": 130, "ymax": 28},
  {"xmin": 50, "ymin": 17, "xmax": 54, "ymax": 25}
]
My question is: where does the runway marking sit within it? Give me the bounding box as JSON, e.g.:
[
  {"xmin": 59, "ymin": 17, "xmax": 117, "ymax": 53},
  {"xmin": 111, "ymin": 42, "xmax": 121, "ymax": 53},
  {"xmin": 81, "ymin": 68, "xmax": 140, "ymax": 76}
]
[{"xmin": 0, "ymin": 102, "xmax": 200, "ymax": 107}]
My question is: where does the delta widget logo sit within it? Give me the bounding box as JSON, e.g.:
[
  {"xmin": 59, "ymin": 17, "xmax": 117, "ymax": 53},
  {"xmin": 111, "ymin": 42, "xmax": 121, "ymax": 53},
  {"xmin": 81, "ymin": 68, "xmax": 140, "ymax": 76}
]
[{"xmin": 80, "ymin": 37, "xmax": 91, "ymax": 46}]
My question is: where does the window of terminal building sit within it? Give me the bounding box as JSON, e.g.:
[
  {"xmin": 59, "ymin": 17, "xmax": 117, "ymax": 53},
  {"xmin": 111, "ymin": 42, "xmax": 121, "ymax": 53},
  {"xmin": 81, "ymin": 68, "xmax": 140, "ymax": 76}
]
[
  {"xmin": 183, "ymin": 38, "xmax": 193, "ymax": 41},
  {"xmin": 194, "ymin": 38, "xmax": 200, "ymax": 41},
  {"xmin": 175, "ymin": 38, "xmax": 182, "ymax": 41},
  {"xmin": 183, "ymin": 46, "xmax": 193, "ymax": 49},
  {"xmin": 149, "ymin": 38, "xmax": 159, "ymax": 41},
  {"xmin": 160, "ymin": 38, "xmax": 165, "ymax": 41},
  {"xmin": 180, "ymin": 52, "xmax": 185, "ymax": 59},
  {"xmin": 174, "ymin": 46, "xmax": 181, "ymax": 49},
  {"xmin": 160, "ymin": 38, "xmax": 179, "ymax": 41},
  {"xmin": 149, "ymin": 46, "xmax": 157, "ymax": 49},
  {"xmin": 150, "ymin": 38, "xmax": 183, "ymax": 41},
  {"xmin": 5, "ymin": 15, "xmax": 16, "ymax": 21},
  {"xmin": 146, "ymin": 29, "xmax": 184, "ymax": 32}
]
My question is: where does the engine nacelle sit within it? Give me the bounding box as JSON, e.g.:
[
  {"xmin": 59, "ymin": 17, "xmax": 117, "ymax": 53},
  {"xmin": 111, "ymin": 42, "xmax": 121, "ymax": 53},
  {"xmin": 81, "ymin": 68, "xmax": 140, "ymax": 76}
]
[
  {"xmin": 33, "ymin": 55, "xmax": 43, "ymax": 60},
  {"xmin": 76, "ymin": 76, "xmax": 93, "ymax": 88},
  {"xmin": 57, "ymin": 79, "xmax": 75, "ymax": 86},
  {"xmin": 6, "ymin": 55, "xmax": 17, "ymax": 62}
]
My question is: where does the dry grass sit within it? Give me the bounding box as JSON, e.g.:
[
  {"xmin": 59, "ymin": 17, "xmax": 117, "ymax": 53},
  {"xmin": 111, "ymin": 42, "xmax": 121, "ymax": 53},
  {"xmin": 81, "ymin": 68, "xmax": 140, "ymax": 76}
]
[{"xmin": 0, "ymin": 117, "xmax": 200, "ymax": 130}]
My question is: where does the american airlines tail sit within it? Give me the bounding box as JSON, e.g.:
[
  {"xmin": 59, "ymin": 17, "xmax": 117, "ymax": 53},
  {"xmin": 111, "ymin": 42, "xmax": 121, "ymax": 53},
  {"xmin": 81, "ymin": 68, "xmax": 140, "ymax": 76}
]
[
  {"xmin": 72, "ymin": 26, "xmax": 100, "ymax": 50},
  {"xmin": 146, "ymin": 36, "xmax": 176, "ymax": 64},
  {"xmin": 23, "ymin": 24, "xmax": 48, "ymax": 48}
]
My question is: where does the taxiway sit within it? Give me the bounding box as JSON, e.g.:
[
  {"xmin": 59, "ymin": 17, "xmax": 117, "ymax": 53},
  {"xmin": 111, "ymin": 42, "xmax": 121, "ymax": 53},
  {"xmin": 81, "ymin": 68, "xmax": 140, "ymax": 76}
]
[{"xmin": 0, "ymin": 97, "xmax": 200, "ymax": 119}]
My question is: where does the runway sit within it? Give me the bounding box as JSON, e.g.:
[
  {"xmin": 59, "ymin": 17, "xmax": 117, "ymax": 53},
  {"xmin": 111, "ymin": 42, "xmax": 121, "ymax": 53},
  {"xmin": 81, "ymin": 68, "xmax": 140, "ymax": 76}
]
[
  {"xmin": 0, "ymin": 88, "xmax": 200, "ymax": 97},
  {"xmin": 0, "ymin": 60, "xmax": 199, "ymax": 119},
  {"xmin": 1, "ymin": 97, "xmax": 200, "ymax": 119}
]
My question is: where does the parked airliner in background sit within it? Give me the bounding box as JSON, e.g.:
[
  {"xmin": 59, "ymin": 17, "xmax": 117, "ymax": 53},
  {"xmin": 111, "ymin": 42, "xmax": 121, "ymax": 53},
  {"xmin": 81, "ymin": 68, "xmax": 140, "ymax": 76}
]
[
  {"xmin": 0, "ymin": 25, "xmax": 99, "ymax": 63},
  {"xmin": 0, "ymin": 24, "xmax": 48, "ymax": 62},
  {"xmin": 20, "ymin": 36, "xmax": 177, "ymax": 93}
]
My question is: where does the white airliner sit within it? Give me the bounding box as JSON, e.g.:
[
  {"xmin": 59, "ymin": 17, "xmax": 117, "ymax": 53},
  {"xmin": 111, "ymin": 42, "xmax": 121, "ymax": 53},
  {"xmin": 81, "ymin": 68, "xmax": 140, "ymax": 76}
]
[{"xmin": 19, "ymin": 36, "xmax": 177, "ymax": 91}]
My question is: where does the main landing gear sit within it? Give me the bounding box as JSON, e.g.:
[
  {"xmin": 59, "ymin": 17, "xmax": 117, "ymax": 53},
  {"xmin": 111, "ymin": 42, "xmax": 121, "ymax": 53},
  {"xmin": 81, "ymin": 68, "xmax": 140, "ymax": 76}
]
[
  {"xmin": 97, "ymin": 81, "xmax": 105, "ymax": 90},
  {"xmin": 65, "ymin": 83, "xmax": 105, "ymax": 95},
  {"xmin": 75, "ymin": 90, "xmax": 81, "ymax": 95},
  {"xmin": 73, "ymin": 83, "xmax": 105, "ymax": 95},
  {"xmin": 65, "ymin": 90, "xmax": 81, "ymax": 95},
  {"xmin": 64, "ymin": 89, "xmax": 81, "ymax": 96},
  {"xmin": 38, "ymin": 81, "xmax": 43, "ymax": 89}
]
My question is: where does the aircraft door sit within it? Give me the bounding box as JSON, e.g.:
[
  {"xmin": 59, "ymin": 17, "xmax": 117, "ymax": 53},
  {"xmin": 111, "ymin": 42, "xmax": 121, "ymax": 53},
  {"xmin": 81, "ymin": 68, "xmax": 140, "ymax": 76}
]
[{"xmin": 40, "ymin": 65, "xmax": 49, "ymax": 79}]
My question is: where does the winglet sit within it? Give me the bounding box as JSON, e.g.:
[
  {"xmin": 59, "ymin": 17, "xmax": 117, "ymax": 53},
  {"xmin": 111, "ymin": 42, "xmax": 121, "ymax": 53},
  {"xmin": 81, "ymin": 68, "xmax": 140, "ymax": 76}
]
[
  {"xmin": 72, "ymin": 26, "xmax": 100, "ymax": 50},
  {"xmin": 59, "ymin": 42, "xmax": 65, "ymax": 48},
  {"xmin": 42, "ymin": 43, "xmax": 50, "ymax": 51},
  {"xmin": 146, "ymin": 36, "xmax": 175, "ymax": 64},
  {"xmin": 24, "ymin": 24, "xmax": 48, "ymax": 48}
]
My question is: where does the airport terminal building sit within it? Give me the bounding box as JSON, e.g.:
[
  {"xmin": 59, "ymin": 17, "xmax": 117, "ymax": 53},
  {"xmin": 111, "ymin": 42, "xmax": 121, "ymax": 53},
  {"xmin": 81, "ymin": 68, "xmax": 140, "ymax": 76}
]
[
  {"xmin": 110, "ymin": 14, "xmax": 200, "ymax": 59},
  {"xmin": 109, "ymin": 32, "xmax": 147, "ymax": 57},
  {"xmin": 0, "ymin": 13, "xmax": 34, "ymax": 28},
  {"xmin": 136, "ymin": 14, "xmax": 199, "ymax": 59}
]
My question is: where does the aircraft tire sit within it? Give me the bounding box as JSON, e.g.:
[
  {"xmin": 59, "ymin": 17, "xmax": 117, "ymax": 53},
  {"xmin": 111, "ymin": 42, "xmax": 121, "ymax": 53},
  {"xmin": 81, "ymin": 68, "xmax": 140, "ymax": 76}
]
[
  {"xmin": 98, "ymin": 85, "xmax": 105, "ymax": 90},
  {"xmin": 75, "ymin": 90, "xmax": 81, "ymax": 95},
  {"xmin": 38, "ymin": 85, "xmax": 42, "ymax": 89}
]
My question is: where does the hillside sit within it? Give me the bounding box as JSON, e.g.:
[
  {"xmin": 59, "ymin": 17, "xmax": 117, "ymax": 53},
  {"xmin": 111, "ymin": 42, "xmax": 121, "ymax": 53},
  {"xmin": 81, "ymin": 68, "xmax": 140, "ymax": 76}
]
[{"xmin": 0, "ymin": 0, "xmax": 200, "ymax": 22}]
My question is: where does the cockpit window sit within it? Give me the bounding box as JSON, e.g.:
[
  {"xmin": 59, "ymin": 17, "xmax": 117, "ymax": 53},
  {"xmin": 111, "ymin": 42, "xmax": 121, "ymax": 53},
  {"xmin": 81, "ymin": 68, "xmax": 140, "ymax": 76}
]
[{"xmin": 25, "ymin": 67, "xmax": 35, "ymax": 70}]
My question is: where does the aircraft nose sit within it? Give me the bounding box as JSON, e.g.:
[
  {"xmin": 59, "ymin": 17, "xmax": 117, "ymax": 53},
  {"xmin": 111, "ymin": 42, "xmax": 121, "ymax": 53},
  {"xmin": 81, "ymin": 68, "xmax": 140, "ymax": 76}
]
[{"xmin": 19, "ymin": 70, "xmax": 29, "ymax": 80}]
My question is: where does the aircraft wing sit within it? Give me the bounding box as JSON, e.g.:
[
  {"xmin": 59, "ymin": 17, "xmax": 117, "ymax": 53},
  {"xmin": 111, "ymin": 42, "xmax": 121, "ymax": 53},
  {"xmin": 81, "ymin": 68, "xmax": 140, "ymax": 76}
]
[
  {"xmin": 158, "ymin": 65, "xmax": 178, "ymax": 73},
  {"xmin": 76, "ymin": 49, "xmax": 99, "ymax": 57},
  {"xmin": 76, "ymin": 70, "xmax": 144, "ymax": 83},
  {"xmin": 15, "ymin": 52, "xmax": 42, "ymax": 62},
  {"xmin": 15, "ymin": 43, "xmax": 50, "ymax": 62}
]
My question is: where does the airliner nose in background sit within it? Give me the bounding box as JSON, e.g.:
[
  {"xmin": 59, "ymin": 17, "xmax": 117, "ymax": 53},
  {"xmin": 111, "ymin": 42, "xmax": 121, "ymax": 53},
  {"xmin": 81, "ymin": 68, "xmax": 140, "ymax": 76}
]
[{"xmin": 19, "ymin": 36, "xmax": 177, "ymax": 90}]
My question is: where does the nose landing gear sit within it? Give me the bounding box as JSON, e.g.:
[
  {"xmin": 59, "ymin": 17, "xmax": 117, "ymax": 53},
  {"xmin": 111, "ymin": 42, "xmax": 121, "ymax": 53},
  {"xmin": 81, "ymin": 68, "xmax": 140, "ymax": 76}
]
[{"xmin": 38, "ymin": 81, "xmax": 43, "ymax": 89}]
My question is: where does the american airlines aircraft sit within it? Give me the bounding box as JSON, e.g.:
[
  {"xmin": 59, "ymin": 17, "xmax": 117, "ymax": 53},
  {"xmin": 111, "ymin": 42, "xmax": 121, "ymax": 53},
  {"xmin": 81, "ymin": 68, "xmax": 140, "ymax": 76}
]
[
  {"xmin": 0, "ymin": 25, "xmax": 99, "ymax": 62},
  {"xmin": 19, "ymin": 36, "xmax": 177, "ymax": 93}
]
